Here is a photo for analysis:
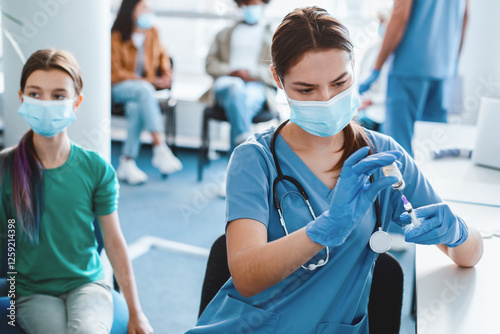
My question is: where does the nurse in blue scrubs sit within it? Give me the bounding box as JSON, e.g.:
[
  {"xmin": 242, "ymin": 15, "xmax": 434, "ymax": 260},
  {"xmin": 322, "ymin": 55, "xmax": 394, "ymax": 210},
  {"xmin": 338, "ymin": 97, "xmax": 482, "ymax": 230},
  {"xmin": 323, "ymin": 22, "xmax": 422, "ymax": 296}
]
[
  {"xmin": 359, "ymin": 0, "xmax": 469, "ymax": 156},
  {"xmin": 189, "ymin": 6, "xmax": 482, "ymax": 333}
]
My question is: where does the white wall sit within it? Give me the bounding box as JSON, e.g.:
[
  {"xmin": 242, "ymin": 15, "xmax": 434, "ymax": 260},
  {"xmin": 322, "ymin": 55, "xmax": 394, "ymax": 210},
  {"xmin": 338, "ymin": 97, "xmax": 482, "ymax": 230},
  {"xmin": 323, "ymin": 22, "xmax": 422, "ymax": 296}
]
[
  {"xmin": 458, "ymin": 0, "xmax": 500, "ymax": 125},
  {"xmin": 1, "ymin": 0, "xmax": 112, "ymax": 160}
]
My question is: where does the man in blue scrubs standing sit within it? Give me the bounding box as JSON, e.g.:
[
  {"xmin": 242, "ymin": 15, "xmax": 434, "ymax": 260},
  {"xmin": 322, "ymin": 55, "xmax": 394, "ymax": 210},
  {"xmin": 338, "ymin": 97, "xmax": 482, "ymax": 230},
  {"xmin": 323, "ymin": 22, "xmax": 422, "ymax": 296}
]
[{"xmin": 359, "ymin": 0, "xmax": 469, "ymax": 156}]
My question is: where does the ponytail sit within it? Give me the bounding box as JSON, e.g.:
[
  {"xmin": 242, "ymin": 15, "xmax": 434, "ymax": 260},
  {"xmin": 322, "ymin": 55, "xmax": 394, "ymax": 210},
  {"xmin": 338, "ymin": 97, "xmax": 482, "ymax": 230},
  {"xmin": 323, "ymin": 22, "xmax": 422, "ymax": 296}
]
[
  {"xmin": 1, "ymin": 130, "xmax": 44, "ymax": 243},
  {"xmin": 329, "ymin": 121, "xmax": 374, "ymax": 172}
]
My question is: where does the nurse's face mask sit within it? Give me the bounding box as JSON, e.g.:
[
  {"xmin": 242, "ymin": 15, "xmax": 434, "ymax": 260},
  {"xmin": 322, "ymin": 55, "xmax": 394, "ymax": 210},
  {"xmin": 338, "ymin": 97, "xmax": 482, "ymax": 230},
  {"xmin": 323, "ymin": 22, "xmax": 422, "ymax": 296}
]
[{"xmin": 279, "ymin": 70, "xmax": 360, "ymax": 137}]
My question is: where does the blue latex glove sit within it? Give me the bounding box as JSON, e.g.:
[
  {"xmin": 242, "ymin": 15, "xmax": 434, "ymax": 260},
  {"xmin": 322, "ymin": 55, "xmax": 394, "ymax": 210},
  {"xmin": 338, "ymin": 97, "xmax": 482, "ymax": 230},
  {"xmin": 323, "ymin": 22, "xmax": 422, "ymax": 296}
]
[
  {"xmin": 306, "ymin": 147, "xmax": 402, "ymax": 247},
  {"xmin": 358, "ymin": 69, "xmax": 381, "ymax": 95},
  {"xmin": 401, "ymin": 203, "xmax": 469, "ymax": 247}
]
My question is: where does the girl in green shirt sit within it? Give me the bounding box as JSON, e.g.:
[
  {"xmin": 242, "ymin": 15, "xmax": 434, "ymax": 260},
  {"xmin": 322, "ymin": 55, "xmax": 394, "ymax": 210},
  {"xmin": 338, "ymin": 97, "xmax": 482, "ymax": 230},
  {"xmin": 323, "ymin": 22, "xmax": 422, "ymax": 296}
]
[{"xmin": 0, "ymin": 49, "xmax": 153, "ymax": 334}]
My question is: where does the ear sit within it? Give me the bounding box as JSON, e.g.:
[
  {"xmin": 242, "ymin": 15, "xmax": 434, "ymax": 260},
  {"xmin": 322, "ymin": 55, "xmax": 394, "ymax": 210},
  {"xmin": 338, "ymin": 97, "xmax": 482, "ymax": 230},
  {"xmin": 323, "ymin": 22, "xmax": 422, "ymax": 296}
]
[
  {"xmin": 270, "ymin": 65, "xmax": 283, "ymax": 89},
  {"xmin": 18, "ymin": 90, "xmax": 23, "ymax": 103},
  {"xmin": 73, "ymin": 93, "xmax": 83, "ymax": 111}
]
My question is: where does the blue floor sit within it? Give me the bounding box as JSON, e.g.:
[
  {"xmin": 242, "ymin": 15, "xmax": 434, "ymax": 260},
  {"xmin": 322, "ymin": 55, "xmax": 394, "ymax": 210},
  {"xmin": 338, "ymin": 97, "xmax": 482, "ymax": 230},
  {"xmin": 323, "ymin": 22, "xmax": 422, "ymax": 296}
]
[
  {"xmin": 111, "ymin": 142, "xmax": 228, "ymax": 333},
  {"xmin": 112, "ymin": 142, "xmax": 416, "ymax": 333}
]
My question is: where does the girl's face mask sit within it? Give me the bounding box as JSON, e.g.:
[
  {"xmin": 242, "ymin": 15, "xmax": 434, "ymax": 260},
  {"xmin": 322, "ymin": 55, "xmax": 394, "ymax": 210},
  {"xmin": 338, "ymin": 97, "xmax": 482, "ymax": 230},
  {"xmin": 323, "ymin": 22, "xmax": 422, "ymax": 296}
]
[{"xmin": 18, "ymin": 95, "xmax": 77, "ymax": 138}]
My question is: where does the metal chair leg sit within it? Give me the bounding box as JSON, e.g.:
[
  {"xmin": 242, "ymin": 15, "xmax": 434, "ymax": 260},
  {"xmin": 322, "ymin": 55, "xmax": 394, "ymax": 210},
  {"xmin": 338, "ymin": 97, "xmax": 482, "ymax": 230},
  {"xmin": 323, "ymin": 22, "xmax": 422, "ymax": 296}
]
[
  {"xmin": 198, "ymin": 107, "xmax": 210, "ymax": 182},
  {"xmin": 163, "ymin": 98, "xmax": 177, "ymax": 154},
  {"xmin": 166, "ymin": 99, "xmax": 177, "ymax": 154}
]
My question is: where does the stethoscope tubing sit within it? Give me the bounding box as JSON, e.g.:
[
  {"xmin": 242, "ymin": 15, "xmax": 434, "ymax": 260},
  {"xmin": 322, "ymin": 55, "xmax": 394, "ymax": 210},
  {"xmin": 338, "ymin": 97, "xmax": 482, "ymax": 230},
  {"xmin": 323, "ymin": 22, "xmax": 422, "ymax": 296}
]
[{"xmin": 270, "ymin": 120, "xmax": 388, "ymax": 257}]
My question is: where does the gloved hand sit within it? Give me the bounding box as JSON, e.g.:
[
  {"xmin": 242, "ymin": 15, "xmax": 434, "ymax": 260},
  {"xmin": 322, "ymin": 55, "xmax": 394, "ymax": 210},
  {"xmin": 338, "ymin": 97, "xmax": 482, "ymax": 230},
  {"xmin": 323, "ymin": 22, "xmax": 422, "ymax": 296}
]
[
  {"xmin": 306, "ymin": 147, "xmax": 402, "ymax": 247},
  {"xmin": 358, "ymin": 69, "xmax": 381, "ymax": 95},
  {"xmin": 401, "ymin": 203, "xmax": 469, "ymax": 247}
]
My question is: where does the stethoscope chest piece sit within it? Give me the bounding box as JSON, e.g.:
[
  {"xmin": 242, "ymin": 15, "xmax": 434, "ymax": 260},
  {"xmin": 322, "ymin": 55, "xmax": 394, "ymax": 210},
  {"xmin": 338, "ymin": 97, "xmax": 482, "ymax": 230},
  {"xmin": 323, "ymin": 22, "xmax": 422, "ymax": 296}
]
[{"xmin": 369, "ymin": 228, "xmax": 392, "ymax": 253}]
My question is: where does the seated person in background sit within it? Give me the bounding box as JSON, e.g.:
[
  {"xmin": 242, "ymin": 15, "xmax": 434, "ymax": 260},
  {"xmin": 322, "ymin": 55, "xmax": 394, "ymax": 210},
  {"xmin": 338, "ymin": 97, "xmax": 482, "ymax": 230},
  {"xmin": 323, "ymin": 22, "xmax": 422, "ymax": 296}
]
[
  {"xmin": 200, "ymin": 0, "xmax": 277, "ymax": 151},
  {"xmin": 111, "ymin": 0, "xmax": 182, "ymax": 185},
  {"xmin": 356, "ymin": 10, "xmax": 390, "ymax": 132},
  {"xmin": 0, "ymin": 49, "xmax": 153, "ymax": 334}
]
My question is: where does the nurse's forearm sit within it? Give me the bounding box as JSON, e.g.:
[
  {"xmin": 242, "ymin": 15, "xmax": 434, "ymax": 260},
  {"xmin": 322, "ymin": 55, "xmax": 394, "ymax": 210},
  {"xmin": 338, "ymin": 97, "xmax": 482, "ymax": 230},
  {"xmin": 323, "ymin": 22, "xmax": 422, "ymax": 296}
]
[
  {"xmin": 436, "ymin": 225, "xmax": 483, "ymax": 267},
  {"xmin": 227, "ymin": 220, "xmax": 324, "ymax": 298},
  {"xmin": 374, "ymin": 0, "xmax": 413, "ymax": 70}
]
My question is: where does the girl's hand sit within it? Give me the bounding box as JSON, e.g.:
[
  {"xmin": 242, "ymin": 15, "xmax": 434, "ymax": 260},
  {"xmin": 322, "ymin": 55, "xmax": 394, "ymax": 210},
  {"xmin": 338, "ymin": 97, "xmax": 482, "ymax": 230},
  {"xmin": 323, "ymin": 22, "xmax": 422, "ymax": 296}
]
[{"xmin": 128, "ymin": 311, "xmax": 154, "ymax": 334}]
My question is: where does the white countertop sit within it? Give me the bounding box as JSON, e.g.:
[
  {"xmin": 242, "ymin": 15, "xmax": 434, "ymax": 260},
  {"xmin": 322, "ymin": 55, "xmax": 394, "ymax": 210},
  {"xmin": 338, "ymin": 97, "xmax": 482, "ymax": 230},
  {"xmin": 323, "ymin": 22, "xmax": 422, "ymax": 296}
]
[{"xmin": 413, "ymin": 121, "xmax": 500, "ymax": 333}]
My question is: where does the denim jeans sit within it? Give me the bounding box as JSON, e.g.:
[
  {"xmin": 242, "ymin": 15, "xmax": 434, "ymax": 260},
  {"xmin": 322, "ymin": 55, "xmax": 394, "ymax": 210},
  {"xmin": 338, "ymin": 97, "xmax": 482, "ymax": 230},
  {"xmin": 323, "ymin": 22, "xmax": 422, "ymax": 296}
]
[
  {"xmin": 112, "ymin": 80, "xmax": 163, "ymax": 159},
  {"xmin": 213, "ymin": 76, "xmax": 266, "ymax": 149},
  {"xmin": 17, "ymin": 280, "xmax": 113, "ymax": 334}
]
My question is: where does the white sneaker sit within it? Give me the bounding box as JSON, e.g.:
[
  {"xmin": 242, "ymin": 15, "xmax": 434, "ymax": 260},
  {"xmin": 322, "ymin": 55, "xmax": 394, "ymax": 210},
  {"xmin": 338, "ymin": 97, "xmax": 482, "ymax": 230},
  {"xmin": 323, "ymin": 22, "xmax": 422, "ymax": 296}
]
[
  {"xmin": 116, "ymin": 157, "xmax": 148, "ymax": 185},
  {"xmin": 152, "ymin": 143, "xmax": 183, "ymax": 175},
  {"xmin": 208, "ymin": 149, "xmax": 220, "ymax": 161}
]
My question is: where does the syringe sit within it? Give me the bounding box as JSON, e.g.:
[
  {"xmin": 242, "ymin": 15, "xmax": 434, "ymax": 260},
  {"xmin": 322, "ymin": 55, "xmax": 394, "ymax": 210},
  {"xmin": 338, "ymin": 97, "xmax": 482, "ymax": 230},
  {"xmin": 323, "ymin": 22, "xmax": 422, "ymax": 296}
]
[{"xmin": 401, "ymin": 195, "xmax": 420, "ymax": 228}]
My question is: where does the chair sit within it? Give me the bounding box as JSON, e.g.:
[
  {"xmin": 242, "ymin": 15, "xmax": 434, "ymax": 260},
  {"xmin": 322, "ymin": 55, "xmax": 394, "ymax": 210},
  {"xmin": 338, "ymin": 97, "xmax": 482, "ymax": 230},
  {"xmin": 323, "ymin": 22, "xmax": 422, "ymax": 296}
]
[
  {"xmin": 197, "ymin": 103, "xmax": 278, "ymax": 181},
  {"xmin": 0, "ymin": 219, "xmax": 129, "ymax": 334},
  {"xmin": 368, "ymin": 250, "xmax": 404, "ymax": 333},
  {"xmin": 198, "ymin": 235, "xmax": 403, "ymax": 333},
  {"xmin": 198, "ymin": 235, "xmax": 230, "ymax": 317}
]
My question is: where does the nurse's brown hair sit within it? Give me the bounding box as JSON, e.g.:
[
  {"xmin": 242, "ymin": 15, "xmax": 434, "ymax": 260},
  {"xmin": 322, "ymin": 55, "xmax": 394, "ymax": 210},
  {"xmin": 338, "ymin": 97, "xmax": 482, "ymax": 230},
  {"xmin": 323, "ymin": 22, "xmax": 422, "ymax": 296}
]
[{"xmin": 272, "ymin": 6, "xmax": 373, "ymax": 171}]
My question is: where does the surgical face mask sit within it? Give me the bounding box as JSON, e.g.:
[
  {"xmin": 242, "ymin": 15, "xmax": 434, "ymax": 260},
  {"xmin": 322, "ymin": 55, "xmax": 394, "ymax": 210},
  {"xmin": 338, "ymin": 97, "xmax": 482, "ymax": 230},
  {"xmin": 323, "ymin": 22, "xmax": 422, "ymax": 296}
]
[
  {"xmin": 242, "ymin": 4, "xmax": 263, "ymax": 25},
  {"xmin": 18, "ymin": 95, "xmax": 77, "ymax": 138},
  {"xmin": 137, "ymin": 12, "xmax": 155, "ymax": 30},
  {"xmin": 280, "ymin": 78, "xmax": 360, "ymax": 137},
  {"xmin": 378, "ymin": 24, "xmax": 386, "ymax": 37}
]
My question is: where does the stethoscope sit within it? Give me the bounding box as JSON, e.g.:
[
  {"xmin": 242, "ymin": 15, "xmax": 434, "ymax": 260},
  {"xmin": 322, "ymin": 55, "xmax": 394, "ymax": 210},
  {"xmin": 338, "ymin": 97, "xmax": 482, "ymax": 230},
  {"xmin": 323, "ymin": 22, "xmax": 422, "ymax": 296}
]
[{"xmin": 270, "ymin": 120, "xmax": 391, "ymax": 271}]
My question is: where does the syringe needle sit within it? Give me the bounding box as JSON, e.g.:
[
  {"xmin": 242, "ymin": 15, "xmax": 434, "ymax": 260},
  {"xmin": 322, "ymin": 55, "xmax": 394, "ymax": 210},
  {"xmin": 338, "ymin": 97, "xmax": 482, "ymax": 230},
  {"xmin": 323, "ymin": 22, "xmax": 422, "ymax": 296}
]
[{"xmin": 402, "ymin": 195, "xmax": 420, "ymax": 228}]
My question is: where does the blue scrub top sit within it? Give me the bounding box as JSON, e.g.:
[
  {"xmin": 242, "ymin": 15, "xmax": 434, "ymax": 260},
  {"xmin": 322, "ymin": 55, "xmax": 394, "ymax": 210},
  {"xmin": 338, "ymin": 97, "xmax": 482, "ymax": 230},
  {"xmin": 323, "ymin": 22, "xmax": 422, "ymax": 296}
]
[
  {"xmin": 188, "ymin": 127, "xmax": 441, "ymax": 334},
  {"xmin": 390, "ymin": 0, "xmax": 466, "ymax": 79}
]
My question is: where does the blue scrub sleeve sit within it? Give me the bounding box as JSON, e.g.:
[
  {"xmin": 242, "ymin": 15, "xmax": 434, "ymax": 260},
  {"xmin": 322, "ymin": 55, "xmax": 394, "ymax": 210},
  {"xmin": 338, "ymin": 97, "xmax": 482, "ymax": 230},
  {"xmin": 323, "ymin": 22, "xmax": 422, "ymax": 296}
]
[
  {"xmin": 93, "ymin": 154, "xmax": 120, "ymax": 216},
  {"xmin": 226, "ymin": 143, "xmax": 271, "ymax": 228}
]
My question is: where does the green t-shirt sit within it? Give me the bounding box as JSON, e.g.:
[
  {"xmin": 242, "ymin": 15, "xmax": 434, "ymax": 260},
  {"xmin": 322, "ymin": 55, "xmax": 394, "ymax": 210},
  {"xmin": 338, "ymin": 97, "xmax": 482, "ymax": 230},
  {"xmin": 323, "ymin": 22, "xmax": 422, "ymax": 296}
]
[{"xmin": 0, "ymin": 143, "xmax": 119, "ymax": 296}]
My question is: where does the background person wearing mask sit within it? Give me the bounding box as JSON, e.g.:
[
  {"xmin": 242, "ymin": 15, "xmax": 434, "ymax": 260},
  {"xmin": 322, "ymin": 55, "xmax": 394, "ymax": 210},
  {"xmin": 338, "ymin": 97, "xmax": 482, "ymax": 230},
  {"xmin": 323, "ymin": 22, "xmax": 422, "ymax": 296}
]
[
  {"xmin": 359, "ymin": 0, "xmax": 469, "ymax": 156},
  {"xmin": 200, "ymin": 0, "xmax": 277, "ymax": 151},
  {"xmin": 112, "ymin": 0, "xmax": 182, "ymax": 185}
]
